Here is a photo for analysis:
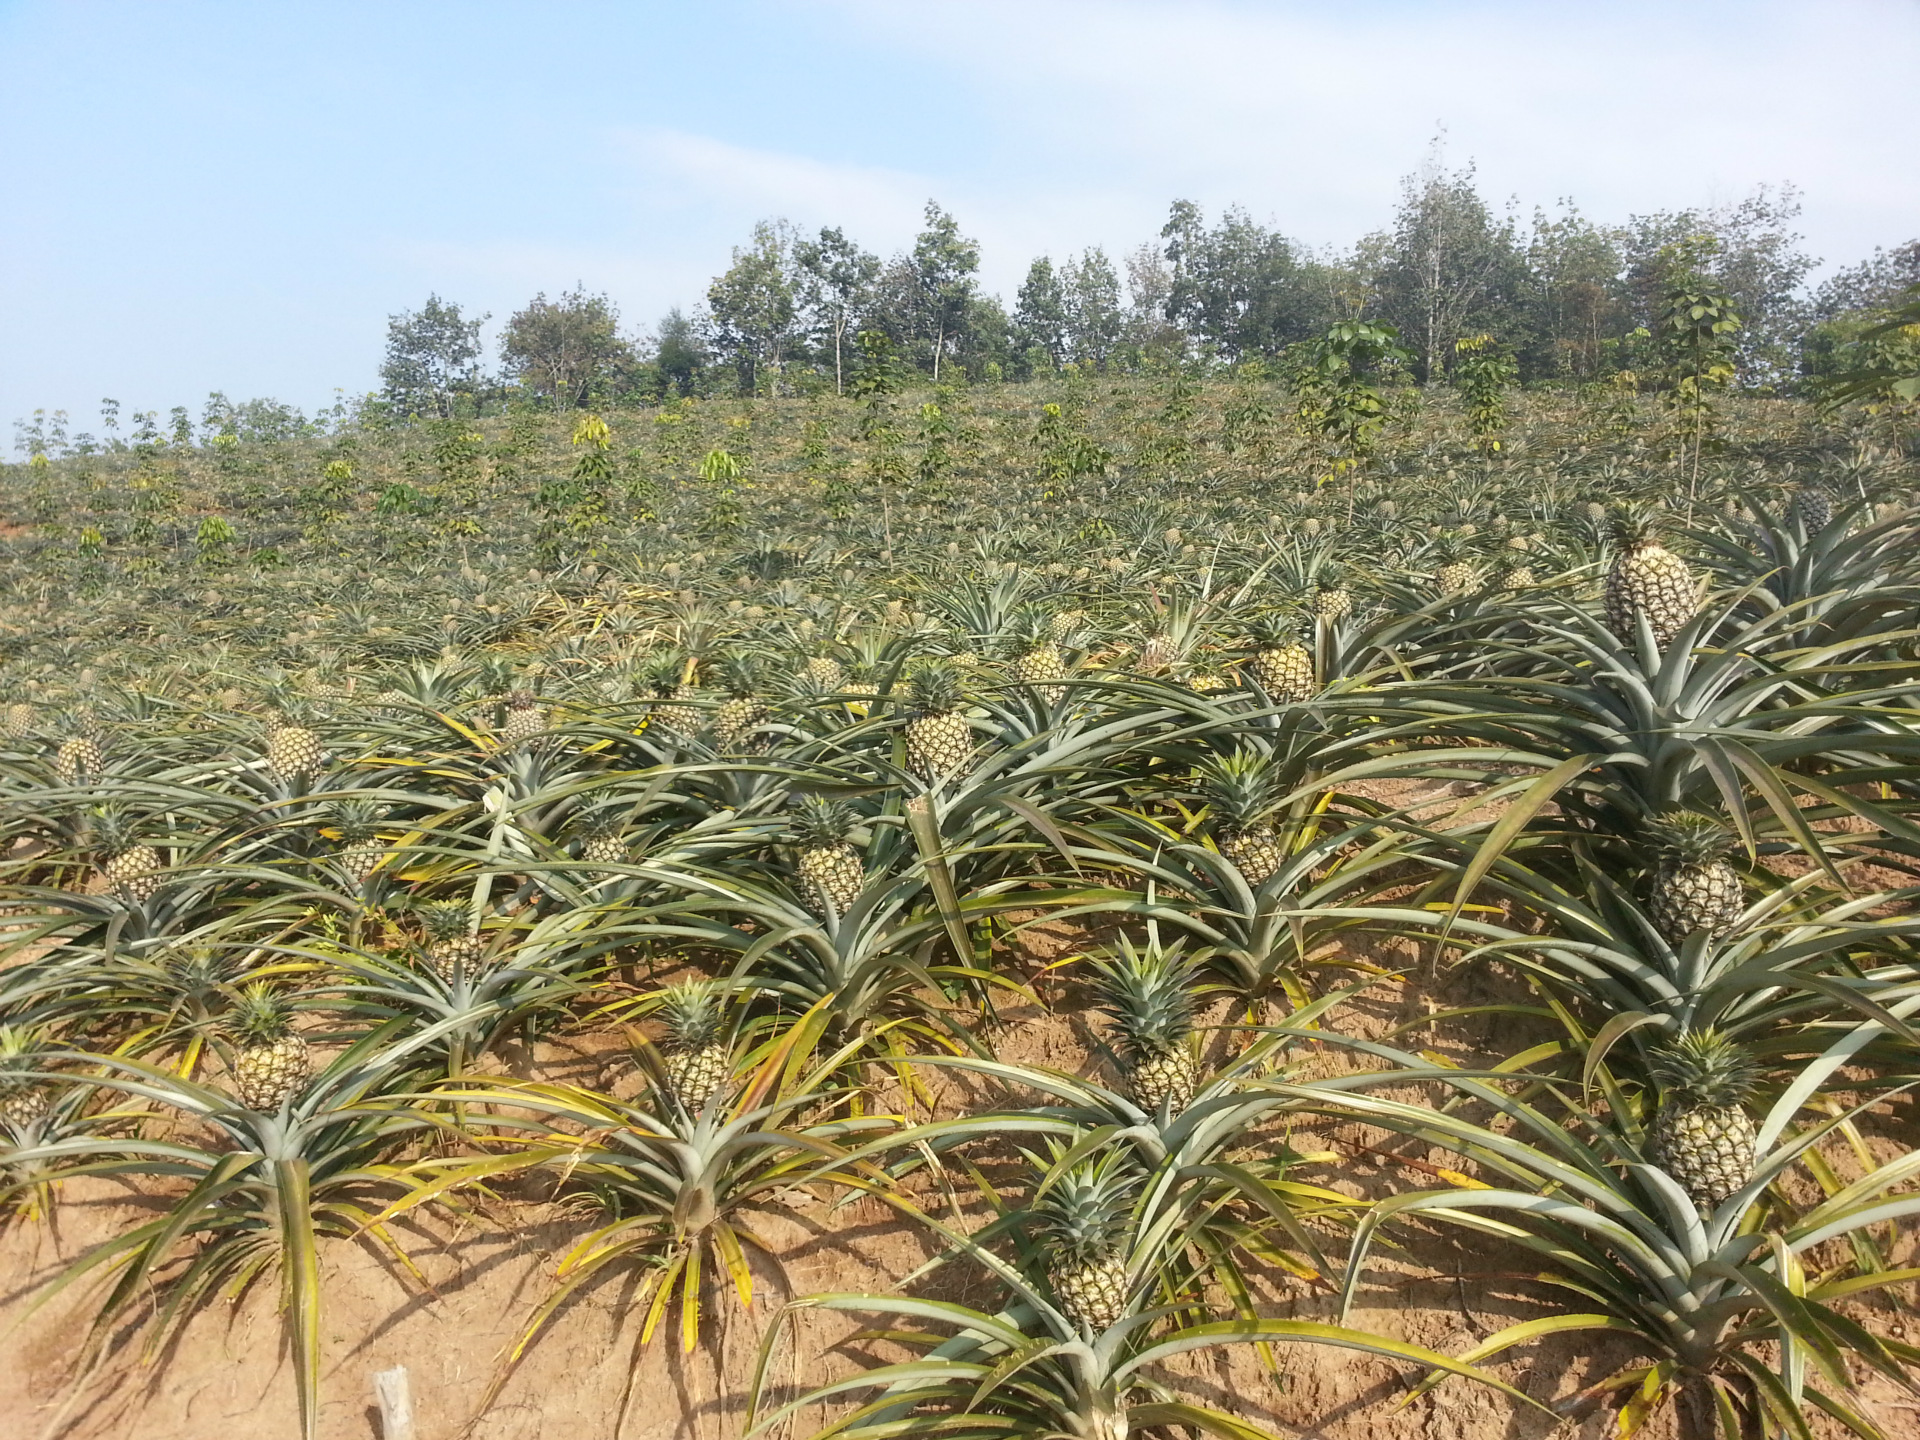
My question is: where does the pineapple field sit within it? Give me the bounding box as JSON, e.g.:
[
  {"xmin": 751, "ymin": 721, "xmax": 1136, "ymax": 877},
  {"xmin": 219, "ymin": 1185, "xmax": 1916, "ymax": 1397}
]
[{"xmin": 4, "ymin": 369, "xmax": 1920, "ymax": 1440}]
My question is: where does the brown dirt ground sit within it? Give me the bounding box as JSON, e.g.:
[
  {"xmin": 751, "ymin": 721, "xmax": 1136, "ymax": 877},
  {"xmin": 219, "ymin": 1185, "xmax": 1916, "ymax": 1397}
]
[{"xmin": 3, "ymin": 790, "xmax": 1918, "ymax": 1439}]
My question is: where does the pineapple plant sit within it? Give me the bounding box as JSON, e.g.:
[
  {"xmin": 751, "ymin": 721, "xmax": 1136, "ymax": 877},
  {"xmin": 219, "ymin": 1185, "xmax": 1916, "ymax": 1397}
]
[
  {"xmin": 1604, "ymin": 504, "xmax": 1698, "ymax": 647},
  {"xmin": 500, "ymin": 688, "xmax": 547, "ymax": 744},
  {"xmin": 1645, "ymin": 811, "xmax": 1744, "ymax": 944},
  {"xmin": 578, "ymin": 813, "xmax": 629, "ymax": 869},
  {"xmin": 1083, "ymin": 935, "xmax": 1201, "ymax": 1113},
  {"xmin": 225, "ymin": 983, "xmax": 312, "ymax": 1113},
  {"xmin": 0, "ymin": 1025, "xmax": 51, "ymax": 1131},
  {"xmin": 800, "ymin": 651, "xmax": 846, "ymax": 692},
  {"xmin": 1196, "ymin": 749, "xmax": 1286, "ymax": 885},
  {"xmin": 418, "ymin": 899, "xmax": 486, "ymax": 983},
  {"xmin": 1644, "ymin": 1029, "xmax": 1759, "ymax": 1211},
  {"xmin": 1498, "ymin": 534, "xmax": 1535, "ymax": 588},
  {"xmin": 1137, "ymin": 628, "xmax": 1180, "ymax": 673},
  {"xmin": 1309, "ymin": 567, "xmax": 1353, "ymax": 623},
  {"xmin": 265, "ymin": 709, "xmax": 325, "ymax": 785},
  {"xmin": 791, "ymin": 795, "xmax": 864, "ymax": 918},
  {"xmin": 903, "ymin": 660, "xmax": 973, "ymax": 779},
  {"xmin": 1433, "ymin": 535, "xmax": 1479, "ymax": 597},
  {"xmin": 711, "ymin": 653, "xmax": 767, "ymax": 752},
  {"xmin": 1048, "ymin": 609, "xmax": 1087, "ymax": 644},
  {"xmin": 95, "ymin": 808, "xmax": 164, "ymax": 904},
  {"xmin": 1029, "ymin": 1144, "xmax": 1139, "ymax": 1334},
  {"xmin": 655, "ymin": 980, "xmax": 734, "ymax": 1112},
  {"xmin": 1243, "ymin": 617, "xmax": 1315, "ymax": 702}
]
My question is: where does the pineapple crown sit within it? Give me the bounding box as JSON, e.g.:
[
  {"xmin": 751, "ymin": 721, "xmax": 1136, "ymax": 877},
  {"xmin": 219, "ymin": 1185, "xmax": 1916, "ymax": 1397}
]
[
  {"xmin": 906, "ymin": 659, "xmax": 963, "ymax": 716},
  {"xmin": 1646, "ymin": 810, "xmax": 1738, "ymax": 866},
  {"xmin": 789, "ymin": 793, "xmax": 857, "ymax": 849},
  {"xmin": 505, "ymin": 688, "xmax": 539, "ymax": 711},
  {"xmin": 654, "ymin": 979, "xmax": 729, "ymax": 1050},
  {"xmin": 224, "ymin": 981, "xmax": 297, "ymax": 1046},
  {"xmin": 1249, "ymin": 612, "xmax": 1307, "ymax": 649},
  {"xmin": 1608, "ymin": 502, "xmax": 1669, "ymax": 550},
  {"xmin": 1010, "ymin": 608, "xmax": 1061, "ymax": 651},
  {"xmin": 0, "ymin": 1023, "xmax": 48, "ymax": 1078},
  {"xmin": 417, "ymin": 898, "xmax": 474, "ymax": 943},
  {"xmin": 1083, "ymin": 935, "xmax": 1201, "ymax": 1060},
  {"xmin": 87, "ymin": 804, "xmax": 145, "ymax": 856},
  {"xmin": 1647, "ymin": 1028, "xmax": 1758, "ymax": 1109},
  {"xmin": 1195, "ymin": 747, "xmax": 1284, "ymax": 831},
  {"xmin": 642, "ymin": 652, "xmax": 686, "ymax": 698},
  {"xmin": 717, "ymin": 652, "xmax": 762, "ymax": 700},
  {"xmin": 328, "ymin": 798, "xmax": 385, "ymax": 844},
  {"xmin": 1026, "ymin": 1141, "xmax": 1140, "ymax": 1264}
]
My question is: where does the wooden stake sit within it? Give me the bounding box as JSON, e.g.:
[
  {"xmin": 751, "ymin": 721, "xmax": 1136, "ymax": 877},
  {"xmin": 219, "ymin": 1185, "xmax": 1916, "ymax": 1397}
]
[{"xmin": 373, "ymin": 1366, "xmax": 415, "ymax": 1440}]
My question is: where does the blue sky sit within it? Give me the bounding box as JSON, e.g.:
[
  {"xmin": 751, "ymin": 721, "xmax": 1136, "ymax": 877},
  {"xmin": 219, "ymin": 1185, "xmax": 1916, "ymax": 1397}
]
[{"xmin": 3, "ymin": 0, "xmax": 1916, "ymax": 435}]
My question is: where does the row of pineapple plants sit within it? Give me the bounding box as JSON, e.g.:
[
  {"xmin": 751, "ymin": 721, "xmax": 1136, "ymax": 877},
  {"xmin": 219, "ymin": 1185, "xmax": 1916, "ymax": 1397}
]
[{"xmin": 1, "ymin": 386, "xmax": 1917, "ymax": 1436}]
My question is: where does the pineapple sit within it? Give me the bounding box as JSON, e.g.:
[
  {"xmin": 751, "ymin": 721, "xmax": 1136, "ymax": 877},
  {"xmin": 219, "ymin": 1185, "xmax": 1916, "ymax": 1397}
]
[
  {"xmin": 579, "ymin": 815, "xmax": 629, "ymax": 869},
  {"xmin": 1197, "ymin": 749, "xmax": 1286, "ymax": 886},
  {"xmin": 801, "ymin": 652, "xmax": 846, "ymax": 692},
  {"xmin": 1137, "ymin": 630, "xmax": 1180, "ymax": 673},
  {"xmin": 1605, "ymin": 505, "xmax": 1698, "ymax": 647},
  {"xmin": 711, "ymin": 654, "xmax": 767, "ymax": 752},
  {"xmin": 1498, "ymin": 535, "xmax": 1535, "ymax": 589},
  {"xmin": 1084, "ymin": 936, "xmax": 1200, "ymax": 1113},
  {"xmin": 903, "ymin": 660, "xmax": 973, "ymax": 779},
  {"xmin": 225, "ymin": 983, "xmax": 311, "ymax": 1113},
  {"xmin": 1012, "ymin": 616, "xmax": 1068, "ymax": 705},
  {"xmin": 418, "ymin": 899, "xmax": 486, "ymax": 983},
  {"xmin": 0, "ymin": 1025, "xmax": 50, "ymax": 1131},
  {"xmin": 655, "ymin": 980, "xmax": 733, "ymax": 1112},
  {"xmin": 53, "ymin": 730, "xmax": 104, "ymax": 786},
  {"xmin": 1645, "ymin": 1029, "xmax": 1759, "ymax": 1211},
  {"xmin": 1309, "ymin": 575, "xmax": 1353, "ymax": 623},
  {"xmin": 1789, "ymin": 480, "xmax": 1834, "ymax": 534},
  {"xmin": 329, "ymin": 799, "xmax": 387, "ymax": 887},
  {"xmin": 1645, "ymin": 812, "xmax": 1744, "ymax": 944},
  {"xmin": 501, "ymin": 688, "xmax": 547, "ymax": 744},
  {"xmin": 1433, "ymin": 536, "xmax": 1478, "ymax": 597},
  {"xmin": 791, "ymin": 795, "xmax": 864, "ymax": 918},
  {"xmin": 2, "ymin": 702, "xmax": 35, "ymax": 741},
  {"xmin": 95, "ymin": 809, "xmax": 164, "ymax": 904},
  {"xmin": 265, "ymin": 710, "xmax": 324, "ymax": 785},
  {"xmin": 1244, "ymin": 618, "xmax": 1316, "ymax": 702},
  {"xmin": 643, "ymin": 654, "xmax": 691, "ymax": 737},
  {"xmin": 1030, "ymin": 1144, "xmax": 1139, "ymax": 1334},
  {"xmin": 1048, "ymin": 609, "xmax": 1087, "ymax": 643}
]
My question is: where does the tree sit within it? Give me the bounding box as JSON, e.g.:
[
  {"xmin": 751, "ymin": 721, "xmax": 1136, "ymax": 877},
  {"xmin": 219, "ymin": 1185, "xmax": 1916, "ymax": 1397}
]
[
  {"xmin": 1287, "ymin": 319, "xmax": 1412, "ymax": 482},
  {"xmin": 793, "ymin": 226, "xmax": 881, "ymax": 395},
  {"xmin": 1159, "ymin": 201, "xmax": 1332, "ymax": 361},
  {"xmin": 908, "ymin": 201, "xmax": 980, "ymax": 382},
  {"xmin": 651, "ymin": 308, "xmax": 708, "ymax": 397},
  {"xmin": 1653, "ymin": 236, "xmax": 1742, "ymax": 492},
  {"xmin": 707, "ymin": 220, "xmax": 799, "ymax": 395},
  {"xmin": 380, "ymin": 296, "xmax": 488, "ymax": 419},
  {"xmin": 1361, "ymin": 142, "xmax": 1531, "ymax": 383},
  {"xmin": 1014, "ymin": 257, "xmax": 1069, "ymax": 371},
  {"xmin": 1519, "ymin": 202, "xmax": 1631, "ymax": 379},
  {"xmin": 500, "ymin": 288, "xmax": 633, "ymax": 409},
  {"xmin": 1452, "ymin": 333, "xmax": 1517, "ymax": 454},
  {"xmin": 1062, "ymin": 248, "xmax": 1124, "ymax": 369}
]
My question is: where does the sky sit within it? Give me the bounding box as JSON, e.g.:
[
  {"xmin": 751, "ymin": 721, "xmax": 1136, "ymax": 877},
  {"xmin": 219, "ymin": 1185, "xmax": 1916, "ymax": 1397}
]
[{"xmin": 2, "ymin": 0, "xmax": 1916, "ymax": 437}]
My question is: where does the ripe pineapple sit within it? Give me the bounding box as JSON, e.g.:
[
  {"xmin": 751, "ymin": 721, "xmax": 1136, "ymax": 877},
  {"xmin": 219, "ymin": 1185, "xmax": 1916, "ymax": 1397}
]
[
  {"xmin": 791, "ymin": 795, "xmax": 864, "ymax": 919},
  {"xmin": 1309, "ymin": 578, "xmax": 1353, "ymax": 623},
  {"xmin": 329, "ymin": 799, "xmax": 386, "ymax": 887},
  {"xmin": 265, "ymin": 711, "xmax": 324, "ymax": 785},
  {"xmin": 1433, "ymin": 536, "xmax": 1479, "ymax": 597},
  {"xmin": 501, "ymin": 689, "xmax": 547, "ymax": 744},
  {"xmin": 1031, "ymin": 1145, "xmax": 1139, "ymax": 1334},
  {"xmin": 1048, "ymin": 609, "xmax": 1087, "ymax": 643},
  {"xmin": 1197, "ymin": 749, "xmax": 1286, "ymax": 886},
  {"xmin": 1645, "ymin": 812, "xmax": 1744, "ymax": 944},
  {"xmin": 94, "ymin": 809, "xmax": 164, "ymax": 904},
  {"xmin": 655, "ymin": 980, "xmax": 733, "ymax": 1112},
  {"xmin": 418, "ymin": 899, "xmax": 486, "ymax": 983},
  {"xmin": 579, "ymin": 815, "xmax": 629, "ymax": 869},
  {"xmin": 53, "ymin": 730, "xmax": 104, "ymax": 785},
  {"xmin": 1137, "ymin": 630, "xmax": 1180, "ymax": 673},
  {"xmin": 0, "ymin": 1025, "xmax": 50, "ymax": 1131},
  {"xmin": 1244, "ymin": 618, "xmax": 1315, "ymax": 702},
  {"xmin": 1084, "ymin": 936, "xmax": 1200, "ymax": 1113},
  {"xmin": 2, "ymin": 702, "xmax": 36, "ymax": 741},
  {"xmin": 801, "ymin": 652, "xmax": 846, "ymax": 692},
  {"xmin": 904, "ymin": 661, "xmax": 973, "ymax": 778},
  {"xmin": 225, "ymin": 983, "xmax": 311, "ymax": 1113},
  {"xmin": 1498, "ymin": 535, "xmax": 1534, "ymax": 588},
  {"xmin": 1645, "ymin": 1029, "xmax": 1759, "ymax": 1211},
  {"xmin": 1605, "ymin": 505, "xmax": 1698, "ymax": 647},
  {"xmin": 1012, "ymin": 616, "xmax": 1068, "ymax": 705},
  {"xmin": 711, "ymin": 654, "xmax": 767, "ymax": 752},
  {"xmin": 643, "ymin": 654, "xmax": 691, "ymax": 737}
]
